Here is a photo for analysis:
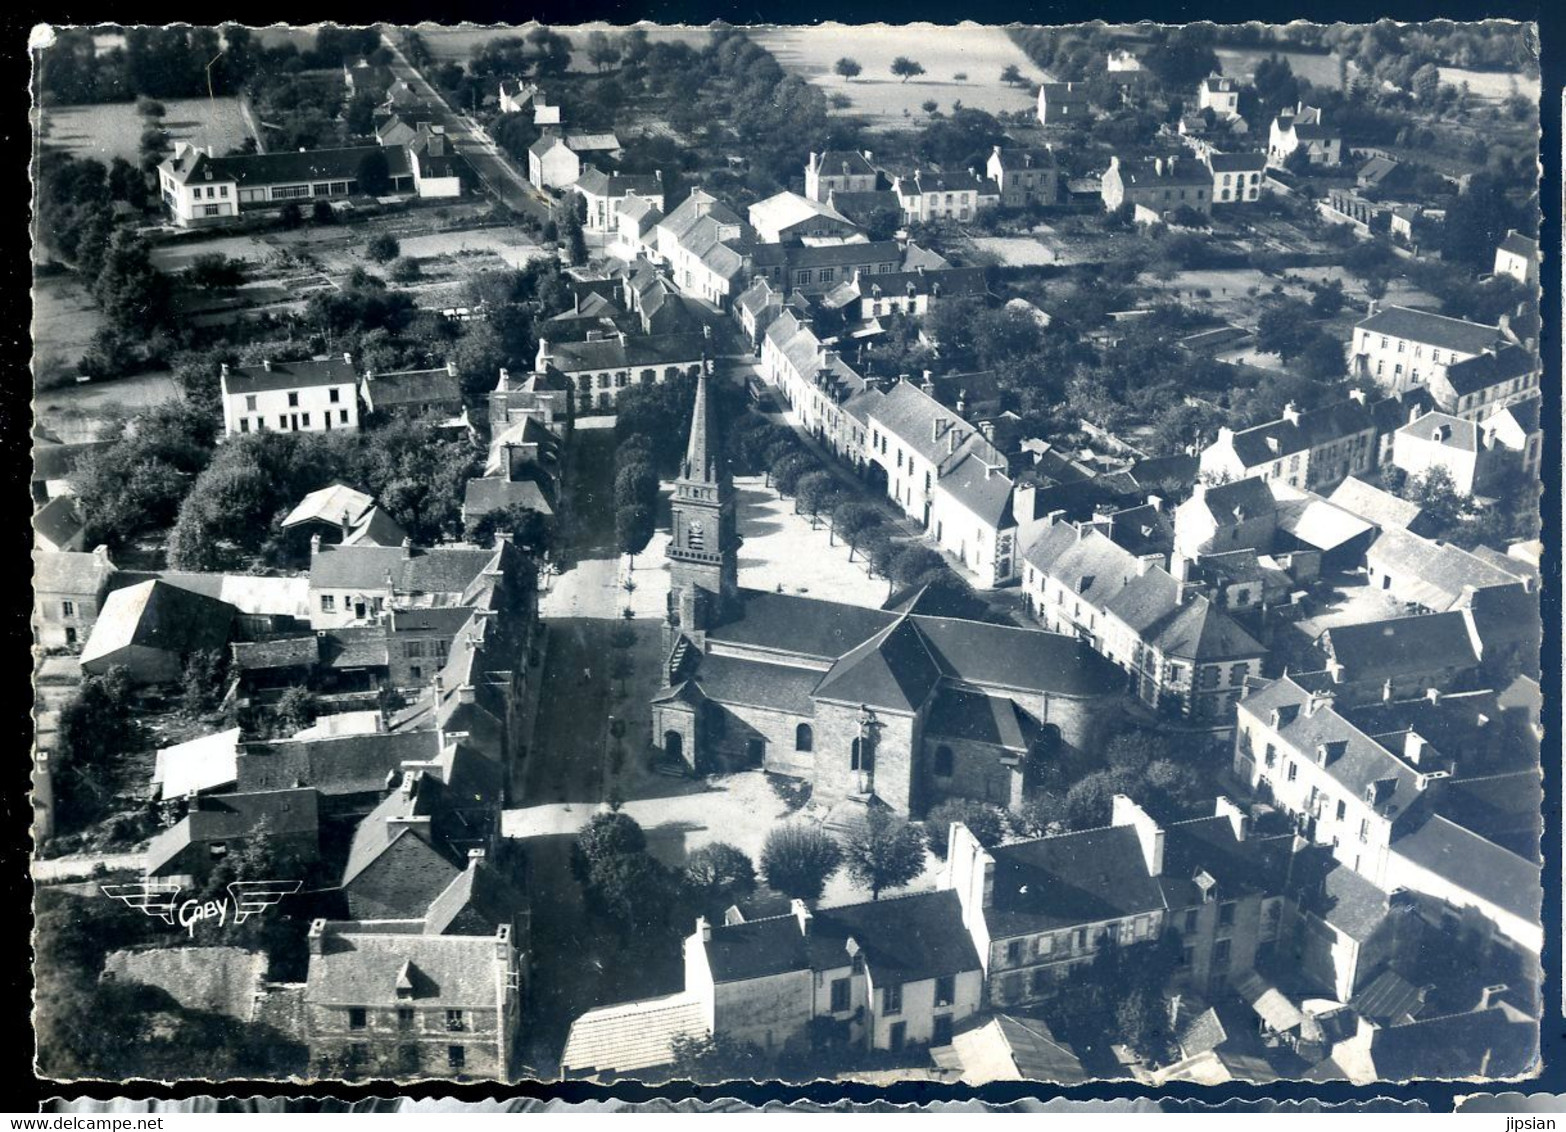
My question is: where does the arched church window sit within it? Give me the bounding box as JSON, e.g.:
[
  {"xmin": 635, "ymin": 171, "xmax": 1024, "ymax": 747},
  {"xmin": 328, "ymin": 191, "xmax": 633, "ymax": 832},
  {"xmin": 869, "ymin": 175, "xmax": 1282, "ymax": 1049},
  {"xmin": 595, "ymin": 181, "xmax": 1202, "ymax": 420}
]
[{"xmin": 795, "ymin": 723, "xmax": 814, "ymax": 752}]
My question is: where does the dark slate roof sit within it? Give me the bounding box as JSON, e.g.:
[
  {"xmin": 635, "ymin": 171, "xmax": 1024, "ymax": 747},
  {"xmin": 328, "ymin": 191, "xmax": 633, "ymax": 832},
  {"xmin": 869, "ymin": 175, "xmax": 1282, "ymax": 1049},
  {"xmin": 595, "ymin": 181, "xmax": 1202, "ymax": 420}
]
[
  {"xmin": 692, "ymin": 654, "xmax": 824, "ymax": 715},
  {"xmin": 827, "ymin": 190, "xmax": 903, "ymax": 225},
  {"xmin": 1241, "ymin": 678, "xmax": 1422, "ymax": 810},
  {"xmin": 546, "ymin": 333, "xmax": 706, "ymax": 373},
  {"xmin": 1196, "ymin": 477, "xmax": 1276, "ymax": 524},
  {"xmin": 1147, "ymin": 595, "xmax": 1266, "ymax": 662},
  {"xmin": 705, "ymin": 912, "xmax": 810, "ymax": 983},
  {"xmin": 813, "ymin": 616, "xmax": 943, "ymax": 711},
  {"xmin": 1367, "ymin": 527, "xmax": 1522, "ymax": 609},
  {"xmin": 164, "ymin": 145, "xmax": 411, "ymax": 189},
  {"xmin": 937, "ymin": 451, "xmax": 1016, "ymax": 529},
  {"xmin": 1041, "ymin": 83, "xmax": 1090, "ymax": 104},
  {"xmin": 987, "ymin": 825, "xmax": 1167, "ymax": 936},
  {"xmin": 707, "ymin": 588, "xmax": 897, "ymax": 660},
  {"xmin": 237, "ymin": 730, "xmax": 436, "ymax": 795},
  {"xmin": 1355, "ymin": 306, "xmax": 1502, "ymax": 355},
  {"xmin": 1321, "ymin": 612, "xmax": 1479, "ymax": 684},
  {"xmin": 1369, "ymin": 1005, "xmax": 1537, "ymax": 1081},
  {"xmin": 309, "ymin": 543, "xmax": 495, "ymax": 594},
  {"xmin": 1102, "ymin": 568, "xmax": 1183, "ymax": 634},
  {"xmin": 1498, "ymin": 230, "xmax": 1538, "ymax": 258},
  {"xmin": 146, "ymin": 788, "xmax": 319, "ymax": 875},
  {"xmin": 33, "ymin": 549, "xmax": 114, "ymax": 595},
  {"xmin": 1349, "ymin": 967, "xmax": 1425, "ymax": 1026},
  {"xmin": 223, "ymin": 356, "xmax": 359, "ymax": 396},
  {"xmin": 424, "ymin": 859, "xmax": 528, "ymax": 935},
  {"xmin": 1160, "ymin": 818, "xmax": 1294, "ymax": 908},
  {"xmin": 1434, "ymin": 771, "xmax": 1543, "ymax": 864},
  {"xmin": 320, "ymin": 625, "xmax": 390, "ymax": 669},
  {"xmin": 1288, "ymin": 850, "xmax": 1391, "ymax": 944},
  {"xmin": 924, "ymin": 686, "xmax": 1038, "ymax": 751},
  {"xmin": 1206, "ymin": 150, "xmax": 1269, "ymax": 173},
  {"xmin": 812, "ymin": 150, "xmax": 877, "ymax": 177},
  {"xmin": 911, "ymin": 615, "xmax": 1122, "ymax": 698},
  {"xmin": 306, "ymin": 929, "xmax": 504, "ymax": 1009},
  {"xmin": 789, "ymin": 240, "xmax": 904, "ymax": 270},
  {"xmin": 1440, "ymin": 344, "xmax": 1539, "ymax": 397},
  {"xmin": 82, "ymin": 580, "xmax": 235, "ymax": 667},
  {"xmin": 231, "ymin": 635, "xmax": 320, "ymax": 671},
  {"xmin": 1225, "ymin": 396, "xmax": 1388, "ymax": 468},
  {"xmin": 464, "ymin": 477, "xmax": 554, "ymax": 518},
  {"xmin": 363, "ymin": 367, "xmax": 462, "ymax": 408},
  {"xmin": 1111, "ymin": 155, "xmax": 1214, "ymax": 188},
  {"xmin": 342, "ymin": 774, "xmax": 467, "ymax": 889},
  {"xmin": 1328, "ymin": 477, "xmax": 1424, "ymax": 531},
  {"xmin": 575, "ymin": 165, "xmax": 663, "ymax": 200},
  {"xmin": 810, "ymin": 890, "xmax": 980, "ymax": 985},
  {"xmin": 989, "ymin": 1014, "xmax": 1088, "ymax": 1083},
  {"xmin": 860, "ymin": 266, "xmax": 990, "ymax": 299},
  {"xmin": 1391, "ymin": 814, "xmax": 1541, "ymax": 925}
]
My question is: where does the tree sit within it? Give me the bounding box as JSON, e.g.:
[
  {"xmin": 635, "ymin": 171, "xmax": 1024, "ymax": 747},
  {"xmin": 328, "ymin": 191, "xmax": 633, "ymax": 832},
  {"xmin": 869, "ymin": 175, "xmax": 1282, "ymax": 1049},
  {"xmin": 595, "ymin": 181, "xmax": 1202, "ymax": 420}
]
[
  {"xmin": 889, "ymin": 545, "xmax": 946, "ymax": 589},
  {"xmin": 830, "ymin": 501, "xmax": 882, "ymax": 562},
  {"xmin": 355, "ymin": 148, "xmax": 391, "ymax": 197},
  {"xmin": 1000, "ymin": 64, "xmax": 1023, "ymax": 86},
  {"xmin": 1309, "ymin": 278, "xmax": 1346, "ymax": 318},
  {"xmin": 1065, "ymin": 770, "xmax": 1132, "ymax": 831},
  {"xmin": 921, "ymin": 99, "xmax": 939, "ymax": 116},
  {"xmin": 1403, "ymin": 465, "xmax": 1465, "ymax": 532},
  {"xmin": 793, "ymin": 470, "xmax": 839, "ymax": 524},
  {"xmin": 278, "ymin": 201, "xmax": 303, "ymax": 228},
  {"xmin": 615, "ymin": 502, "xmax": 656, "ymax": 560},
  {"xmin": 1012, "ymin": 792, "xmax": 1067, "ymax": 838},
  {"xmin": 186, "ymin": 252, "xmax": 246, "ymax": 290},
  {"xmin": 366, "ymin": 233, "xmax": 400, "ymax": 263},
  {"xmin": 584, "ymin": 851, "xmax": 680, "ymax": 939},
  {"xmin": 843, "ymin": 807, "xmax": 926, "ymax": 900},
  {"xmin": 924, "ymin": 798, "xmax": 1007, "ymax": 857},
  {"xmin": 1298, "ymin": 332, "xmax": 1347, "ymax": 382},
  {"xmin": 770, "ymin": 451, "xmax": 816, "ymax": 497},
  {"xmin": 560, "ymin": 209, "xmax": 588, "ymax": 267},
  {"xmin": 670, "ymin": 1033, "xmax": 767, "ymax": 1083},
  {"xmin": 1411, "ymin": 61, "xmax": 1441, "ymax": 102},
  {"xmin": 586, "ymin": 30, "xmax": 619, "ymax": 73},
  {"xmin": 571, "ymin": 810, "xmax": 648, "ymax": 884},
  {"xmin": 684, "ymin": 842, "xmax": 757, "ymax": 914},
  {"xmin": 310, "ymin": 199, "xmax": 335, "ymax": 225},
  {"xmin": 891, "ymin": 56, "xmax": 926, "ymax": 83},
  {"xmin": 388, "ymin": 257, "xmax": 422, "ymax": 283},
  {"xmin": 181, "ymin": 648, "xmax": 228, "ymax": 716},
  {"xmin": 1254, "ymin": 299, "xmax": 1317, "ymax": 360},
  {"xmin": 834, "ymin": 57, "xmax": 862, "ymax": 80},
  {"xmin": 760, "ymin": 824, "xmax": 842, "ymax": 903},
  {"xmin": 274, "ymin": 686, "xmax": 316, "ymax": 736}
]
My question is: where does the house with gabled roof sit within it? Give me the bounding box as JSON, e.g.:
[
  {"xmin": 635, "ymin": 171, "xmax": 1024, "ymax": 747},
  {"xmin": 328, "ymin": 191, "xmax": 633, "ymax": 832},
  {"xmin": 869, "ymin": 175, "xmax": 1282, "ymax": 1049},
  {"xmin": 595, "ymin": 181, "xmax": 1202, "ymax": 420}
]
[
  {"xmin": 748, "ymin": 191, "xmax": 861, "ymax": 245},
  {"xmin": 1426, "ymin": 343, "xmax": 1540, "ymax": 423},
  {"xmin": 805, "ymin": 149, "xmax": 879, "ymax": 202},
  {"xmin": 527, "ymin": 131, "xmax": 580, "ymax": 189},
  {"xmin": 1350, "ymin": 301, "xmax": 1509, "ymax": 396},
  {"xmin": 157, "ymin": 141, "xmax": 415, "ymax": 227},
  {"xmin": 573, "ymin": 167, "xmax": 664, "ymax": 234},
  {"xmin": 360, "ymin": 361, "xmax": 465, "ymax": 424},
  {"xmin": 1102, "ymin": 154, "xmax": 1215, "ymax": 217},
  {"xmin": 80, "ymin": 578, "xmax": 236, "ymax": 685},
  {"xmin": 1204, "ymin": 149, "xmax": 1268, "ymax": 204},
  {"xmin": 304, "ymin": 918, "xmax": 520, "ymax": 1080},
  {"xmin": 1365, "ymin": 526, "xmax": 1524, "ymax": 613},
  {"xmin": 220, "ymin": 355, "xmax": 361, "ymax": 437},
  {"xmin": 33, "ymin": 545, "xmax": 116, "ymax": 650},
  {"xmin": 1315, "ymin": 611, "xmax": 1484, "ymax": 705},
  {"xmin": 1267, "ymin": 102, "xmax": 1341, "ymax": 167},
  {"xmin": 145, "ymin": 787, "xmax": 320, "ymax": 886},
  {"xmin": 985, "ymin": 145, "xmax": 1057, "ymax": 208},
  {"xmin": 1037, "ymin": 81, "xmax": 1091, "ymax": 125},
  {"xmin": 535, "ymin": 330, "xmax": 707, "ymax": 415},
  {"xmin": 1493, "ymin": 229, "xmax": 1539, "ymax": 287}
]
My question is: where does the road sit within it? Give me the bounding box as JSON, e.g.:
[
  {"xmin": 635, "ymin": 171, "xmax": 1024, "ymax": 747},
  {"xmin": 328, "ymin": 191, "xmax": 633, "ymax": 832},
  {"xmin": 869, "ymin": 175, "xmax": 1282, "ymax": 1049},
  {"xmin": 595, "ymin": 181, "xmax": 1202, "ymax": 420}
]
[
  {"xmin": 378, "ymin": 32, "xmax": 554, "ymax": 223},
  {"xmin": 34, "ymin": 851, "xmax": 146, "ymax": 883}
]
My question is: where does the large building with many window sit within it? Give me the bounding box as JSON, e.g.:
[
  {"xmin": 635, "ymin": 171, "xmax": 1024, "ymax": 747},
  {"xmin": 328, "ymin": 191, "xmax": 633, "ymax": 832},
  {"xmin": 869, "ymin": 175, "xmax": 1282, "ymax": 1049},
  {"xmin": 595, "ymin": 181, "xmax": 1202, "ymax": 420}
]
[
  {"xmin": 159, "ymin": 142, "xmax": 416, "ymax": 227},
  {"xmin": 220, "ymin": 356, "xmax": 362, "ymax": 437}
]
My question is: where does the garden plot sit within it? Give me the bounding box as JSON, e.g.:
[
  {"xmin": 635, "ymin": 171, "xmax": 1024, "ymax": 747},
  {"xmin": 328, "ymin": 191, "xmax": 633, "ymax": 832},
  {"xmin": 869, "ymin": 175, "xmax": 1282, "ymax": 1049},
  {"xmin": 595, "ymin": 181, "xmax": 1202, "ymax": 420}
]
[
  {"xmin": 38, "ymin": 96, "xmax": 254, "ymax": 165},
  {"xmin": 148, "ymin": 233, "xmax": 276, "ymax": 274},
  {"xmin": 752, "ymin": 23, "xmax": 1044, "ymax": 127},
  {"xmin": 396, "ymin": 228, "xmax": 547, "ymax": 268},
  {"xmin": 967, "ymin": 235, "xmax": 1059, "ymax": 267}
]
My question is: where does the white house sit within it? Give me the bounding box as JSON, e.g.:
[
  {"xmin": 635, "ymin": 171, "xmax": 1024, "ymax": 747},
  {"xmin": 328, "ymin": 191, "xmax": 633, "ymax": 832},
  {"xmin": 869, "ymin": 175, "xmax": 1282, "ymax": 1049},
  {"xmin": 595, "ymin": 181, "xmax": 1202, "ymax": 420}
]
[
  {"xmin": 1493, "ymin": 230, "xmax": 1539, "ymax": 287},
  {"xmin": 527, "ymin": 133, "xmax": 580, "ymax": 190},
  {"xmin": 407, "ymin": 125, "xmax": 463, "ymax": 198},
  {"xmin": 1267, "ymin": 103, "xmax": 1342, "ymax": 167},
  {"xmin": 1198, "ymin": 76, "xmax": 1241, "ymax": 118},
  {"xmin": 220, "ymin": 356, "xmax": 361, "ymax": 437}
]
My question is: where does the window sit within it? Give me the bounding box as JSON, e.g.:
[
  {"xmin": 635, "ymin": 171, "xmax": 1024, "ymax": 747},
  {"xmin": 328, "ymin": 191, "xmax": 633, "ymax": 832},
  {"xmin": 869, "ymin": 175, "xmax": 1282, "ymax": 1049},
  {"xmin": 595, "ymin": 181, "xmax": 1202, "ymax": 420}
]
[
  {"xmin": 321, "ymin": 595, "xmax": 336, "ymax": 612},
  {"xmin": 302, "ymin": 413, "xmax": 311, "ymax": 427},
  {"xmin": 889, "ymin": 1021, "xmax": 906, "ymax": 1051},
  {"xmin": 830, "ymin": 977, "xmax": 851, "ymax": 1013},
  {"xmin": 795, "ymin": 723, "xmax": 813, "ymax": 752},
  {"xmin": 406, "ymin": 641, "xmax": 427, "ymax": 659},
  {"xmin": 935, "ymin": 975, "xmax": 955, "ymax": 1007},
  {"xmin": 1212, "ymin": 939, "xmax": 1232, "ymax": 969},
  {"xmin": 240, "ymin": 419, "xmax": 251, "ymax": 433},
  {"xmin": 398, "ymin": 1007, "xmax": 414, "ymax": 1030},
  {"xmin": 1218, "ymin": 901, "xmax": 1236, "ymax": 929},
  {"xmin": 61, "ymin": 600, "xmax": 75, "ymax": 618},
  {"xmin": 1199, "ymin": 666, "xmax": 1220, "ymax": 690},
  {"xmin": 883, "ymin": 982, "xmax": 902, "ymax": 1015},
  {"xmin": 1001, "ymin": 973, "xmax": 1022, "ymax": 1002},
  {"xmin": 687, "ymin": 520, "xmax": 705, "ymax": 550},
  {"xmin": 1180, "ymin": 945, "xmax": 1195, "ymax": 967},
  {"xmin": 1287, "ymin": 761, "xmax": 1298, "ymax": 782},
  {"xmin": 446, "ymin": 1009, "xmax": 465, "ymax": 1032},
  {"xmin": 1006, "ymin": 940, "xmax": 1023, "ymax": 965},
  {"xmin": 1228, "ymin": 661, "xmax": 1249, "ymax": 685},
  {"xmin": 202, "ymin": 204, "xmax": 221, "ymax": 217},
  {"xmin": 1034, "ymin": 934, "xmax": 1053, "ymax": 958},
  {"xmin": 447, "ymin": 1045, "xmax": 466, "ymax": 1071},
  {"xmin": 933, "ymin": 745, "xmax": 954, "ymax": 777},
  {"xmin": 245, "ymin": 395, "xmax": 258, "ymax": 412},
  {"xmin": 340, "ymin": 409, "xmax": 350, "ymax": 424},
  {"xmin": 1336, "ymin": 800, "xmax": 1347, "ymax": 821},
  {"xmin": 1031, "ymin": 967, "xmax": 1051, "ymax": 996},
  {"xmin": 330, "ymin": 387, "xmax": 341, "ymax": 403},
  {"xmin": 348, "ymin": 1007, "xmax": 367, "ymax": 1030},
  {"xmin": 220, "ymin": 185, "xmax": 229, "ymax": 197},
  {"xmin": 288, "ymin": 392, "xmax": 300, "ymax": 407},
  {"xmin": 1358, "ymin": 819, "xmax": 1370, "ymax": 843},
  {"xmin": 1184, "ymin": 909, "xmax": 1199, "ymax": 933}
]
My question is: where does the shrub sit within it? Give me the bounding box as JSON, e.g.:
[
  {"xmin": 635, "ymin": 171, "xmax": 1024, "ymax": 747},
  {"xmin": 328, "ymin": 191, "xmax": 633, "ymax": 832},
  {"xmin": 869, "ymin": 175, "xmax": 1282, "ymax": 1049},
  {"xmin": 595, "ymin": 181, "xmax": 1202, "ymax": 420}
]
[
  {"xmin": 387, "ymin": 256, "xmax": 422, "ymax": 282},
  {"xmin": 366, "ymin": 232, "xmax": 401, "ymax": 263},
  {"xmin": 924, "ymin": 798, "xmax": 1008, "ymax": 856},
  {"xmin": 760, "ymin": 824, "xmax": 842, "ymax": 902}
]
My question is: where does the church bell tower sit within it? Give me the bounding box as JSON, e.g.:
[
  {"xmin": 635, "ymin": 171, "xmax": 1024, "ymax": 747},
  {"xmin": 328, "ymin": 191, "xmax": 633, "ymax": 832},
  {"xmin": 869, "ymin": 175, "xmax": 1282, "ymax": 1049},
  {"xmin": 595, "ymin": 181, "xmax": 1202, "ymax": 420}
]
[{"xmin": 665, "ymin": 366, "xmax": 739, "ymax": 640}]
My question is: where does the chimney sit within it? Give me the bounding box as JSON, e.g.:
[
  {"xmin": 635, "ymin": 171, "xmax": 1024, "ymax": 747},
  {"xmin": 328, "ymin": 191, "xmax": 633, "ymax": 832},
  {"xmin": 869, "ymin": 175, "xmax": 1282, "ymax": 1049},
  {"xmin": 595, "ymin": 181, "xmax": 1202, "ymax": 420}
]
[
  {"xmin": 1215, "ymin": 796, "xmax": 1248, "ymax": 841},
  {"xmin": 220, "ymin": 362, "xmax": 229, "ymax": 378},
  {"xmin": 468, "ymin": 848, "xmax": 485, "ymax": 867},
  {"xmin": 1348, "ymin": 388, "xmax": 1366, "ymax": 405},
  {"xmin": 1367, "ymin": 298, "xmax": 1381, "ymax": 317},
  {"xmin": 262, "ymin": 358, "xmax": 272, "ymax": 372},
  {"xmin": 458, "ymin": 685, "xmax": 477, "ymax": 704},
  {"xmin": 695, "ymin": 915, "xmax": 712, "ymax": 943},
  {"xmin": 340, "ymin": 509, "xmax": 353, "ymax": 540},
  {"xmin": 93, "ymin": 544, "xmax": 111, "ymax": 564},
  {"xmin": 1170, "ymin": 552, "xmax": 1191, "ymax": 583},
  {"xmin": 1479, "ymin": 984, "xmax": 1508, "ymax": 1011},
  {"xmin": 1282, "ymin": 401, "xmax": 1300, "ymax": 425},
  {"xmin": 310, "ymin": 532, "xmax": 322, "ymax": 558},
  {"xmin": 791, "ymin": 898, "xmax": 813, "ymax": 935},
  {"xmin": 401, "ymin": 537, "xmax": 413, "ymax": 557},
  {"xmin": 307, "ymin": 919, "xmax": 328, "ymax": 956},
  {"xmin": 1426, "ymin": 687, "xmax": 1441, "ymax": 704},
  {"xmin": 1403, "ymin": 731, "xmax": 1428, "ymax": 765},
  {"xmin": 1111, "ymin": 795, "xmax": 1164, "ymax": 877}
]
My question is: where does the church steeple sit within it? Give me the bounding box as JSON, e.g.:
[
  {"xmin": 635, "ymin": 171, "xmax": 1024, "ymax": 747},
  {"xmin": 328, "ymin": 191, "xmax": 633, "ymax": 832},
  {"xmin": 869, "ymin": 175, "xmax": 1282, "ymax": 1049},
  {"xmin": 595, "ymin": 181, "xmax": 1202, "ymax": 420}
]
[{"xmin": 666, "ymin": 367, "xmax": 739, "ymax": 637}]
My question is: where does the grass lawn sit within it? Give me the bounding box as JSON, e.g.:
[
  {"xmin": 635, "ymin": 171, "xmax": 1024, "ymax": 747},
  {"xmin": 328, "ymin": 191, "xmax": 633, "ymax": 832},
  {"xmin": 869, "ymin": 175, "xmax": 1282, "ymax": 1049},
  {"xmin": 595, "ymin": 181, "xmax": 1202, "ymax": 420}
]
[{"xmin": 39, "ymin": 96, "xmax": 254, "ymax": 165}]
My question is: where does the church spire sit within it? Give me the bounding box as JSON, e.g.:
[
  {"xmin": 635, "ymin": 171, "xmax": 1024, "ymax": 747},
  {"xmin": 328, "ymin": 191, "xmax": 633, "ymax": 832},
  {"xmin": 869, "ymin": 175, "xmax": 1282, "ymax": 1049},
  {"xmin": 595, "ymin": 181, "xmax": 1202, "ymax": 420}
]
[{"xmin": 682, "ymin": 366, "xmax": 718, "ymax": 484}]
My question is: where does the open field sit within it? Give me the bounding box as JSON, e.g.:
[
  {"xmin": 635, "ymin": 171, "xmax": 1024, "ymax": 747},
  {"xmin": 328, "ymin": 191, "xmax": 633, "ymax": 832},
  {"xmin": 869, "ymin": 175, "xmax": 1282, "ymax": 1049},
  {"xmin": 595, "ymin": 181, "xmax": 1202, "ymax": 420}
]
[
  {"xmin": 38, "ymin": 95, "xmax": 253, "ymax": 165},
  {"xmin": 409, "ymin": 22, "xmax": 714, "ymax": 70},
  {"xmin": 32, "ymin": 275, "xmax": 103, "ymax": 369},
  {"xmin": 35, "ymin": 372, "xmax": 182, "ymax": 443},
  {"xmin": 753, "ymin": 24, "xmax": 1045, "ymax": 128}
]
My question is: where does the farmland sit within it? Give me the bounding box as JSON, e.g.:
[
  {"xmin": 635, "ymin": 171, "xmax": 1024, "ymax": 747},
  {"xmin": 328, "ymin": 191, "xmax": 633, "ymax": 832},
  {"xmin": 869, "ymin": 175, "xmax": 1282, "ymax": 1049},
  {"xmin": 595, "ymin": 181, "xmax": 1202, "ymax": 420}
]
[
  {"xmin": 408, "ymin": 22, "xmax": 714, "ymax": 71},
  {"xmin": 36, "ymin": 95, "xmax": 255, "ymax": 165},
  {"xmin": 752, "ymin": 23, "xmax": 1046, "ymax": 128}
]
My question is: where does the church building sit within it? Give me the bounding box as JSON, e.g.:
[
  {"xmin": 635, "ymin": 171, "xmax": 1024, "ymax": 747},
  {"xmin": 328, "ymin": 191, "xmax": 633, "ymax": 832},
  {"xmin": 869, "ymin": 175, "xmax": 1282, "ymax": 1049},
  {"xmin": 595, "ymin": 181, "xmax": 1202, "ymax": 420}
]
[{"xmin": 650, "ymin": 372, "xmax": 1127, "ymax": 819}]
